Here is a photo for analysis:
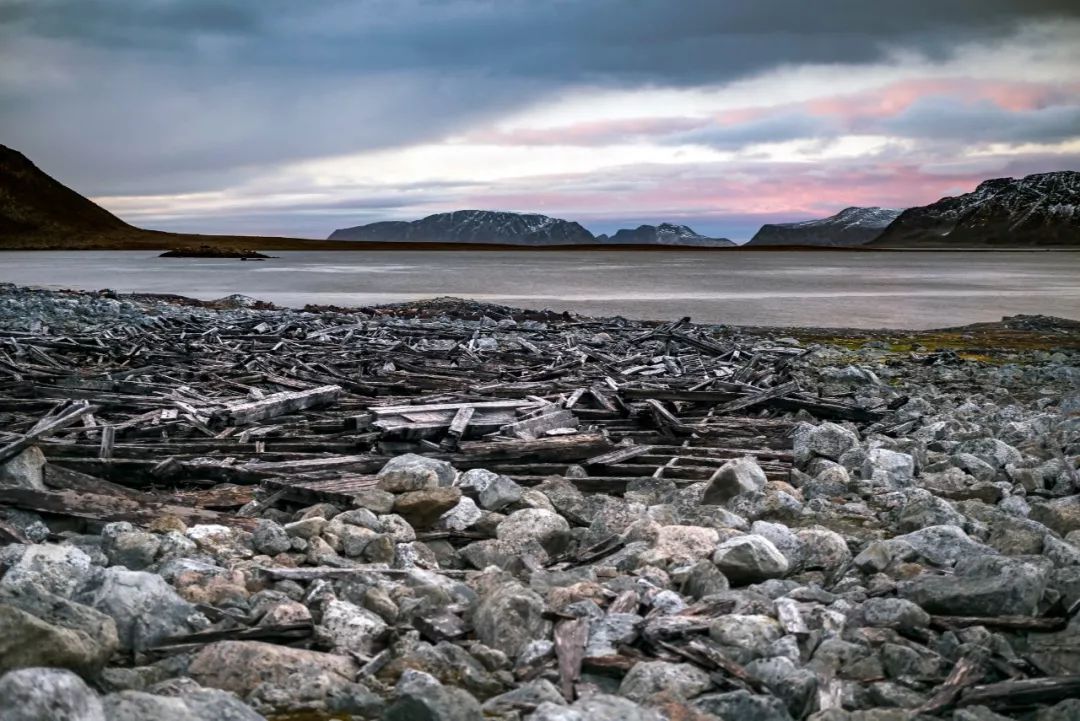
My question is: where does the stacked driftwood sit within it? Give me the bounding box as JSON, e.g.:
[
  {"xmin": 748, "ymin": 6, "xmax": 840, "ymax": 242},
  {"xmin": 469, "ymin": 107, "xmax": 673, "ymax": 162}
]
[{"xmin": 0, "ymin": 303, "xmax": 875, "ymax": 528}]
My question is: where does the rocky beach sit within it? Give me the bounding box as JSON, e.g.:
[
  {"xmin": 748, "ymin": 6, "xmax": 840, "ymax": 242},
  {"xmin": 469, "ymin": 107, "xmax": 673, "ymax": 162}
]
[{"xmin": 1, "ymin": 283, "xmax": 1079, "ymax": 721}]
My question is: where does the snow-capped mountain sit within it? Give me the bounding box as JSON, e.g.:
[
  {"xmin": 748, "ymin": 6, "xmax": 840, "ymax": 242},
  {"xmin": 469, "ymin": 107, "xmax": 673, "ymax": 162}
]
[
  {"xmin": 871, "ymin": 171, "xmax": 1079, "ymax": 246},
  {"xmin": 329, "ymin": 210, "xmax": 595, "ymax": 245},
  {"xmin": 596, "ymin": 223, "xmax": 735, "ymax": 247},
  {"xmin": 746, "ymin": 207, "xmax": 902, "ymax": 247},
  {"xmin": 330, "ymin": 212, "xmax": 736, "ymax": 247}
]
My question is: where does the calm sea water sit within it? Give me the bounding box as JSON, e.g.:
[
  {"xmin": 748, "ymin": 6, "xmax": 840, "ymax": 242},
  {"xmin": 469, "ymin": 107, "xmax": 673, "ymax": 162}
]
[{"xmin": 2, "ymin": 249, "xmax": 1079, "ymax": 329}]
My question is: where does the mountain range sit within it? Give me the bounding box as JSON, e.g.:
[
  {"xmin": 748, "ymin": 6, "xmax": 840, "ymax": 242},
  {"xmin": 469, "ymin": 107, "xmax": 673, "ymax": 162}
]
[
  {"xmin": 870, "ymin": 171, "xmax": 1079, "ymax": 247},
  {"xmin": 0, "ymin": 143, "xmax": 1076, "ymax": 249},
  {"xmin": 329, "ymin": 213, "xmax": 735, "ymax": 247},
  {"xmin": 746, "ymin": 207, "xmax": 902, "ymax": 247}
]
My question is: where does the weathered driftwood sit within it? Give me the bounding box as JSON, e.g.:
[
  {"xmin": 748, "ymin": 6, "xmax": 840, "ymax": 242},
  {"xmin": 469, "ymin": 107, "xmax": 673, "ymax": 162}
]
[
  {"xmin": 0, "ymin": 487, "xmax": 258, "ymax": 530},
  {"xmin": 958, "ymin": 675, "xmax": 1080, "ymax": 710}
]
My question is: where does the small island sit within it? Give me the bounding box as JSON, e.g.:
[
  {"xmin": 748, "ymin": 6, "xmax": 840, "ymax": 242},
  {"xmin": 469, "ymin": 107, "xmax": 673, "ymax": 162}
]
[{"xmin": 159, "ymin": 246, "xmax": 275, "ymax": 259}]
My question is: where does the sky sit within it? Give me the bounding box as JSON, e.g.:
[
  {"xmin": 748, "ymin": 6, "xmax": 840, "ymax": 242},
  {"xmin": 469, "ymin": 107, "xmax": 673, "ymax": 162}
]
[{"xmin": 1, "ymin": 1, "xmax": 1078, "ymax": 242}]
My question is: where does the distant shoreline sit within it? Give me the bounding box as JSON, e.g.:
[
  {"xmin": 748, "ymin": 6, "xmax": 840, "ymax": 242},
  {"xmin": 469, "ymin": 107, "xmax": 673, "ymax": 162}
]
[{"xmin": 2, "ymin": 238, "xmax": 1079, "ymax": 253}]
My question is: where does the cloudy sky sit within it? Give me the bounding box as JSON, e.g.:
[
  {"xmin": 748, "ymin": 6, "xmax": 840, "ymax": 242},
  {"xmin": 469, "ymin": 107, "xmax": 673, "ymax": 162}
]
[{"xmin": 2, "ymin": 1, "xmax": 1078, "ymax": 241}]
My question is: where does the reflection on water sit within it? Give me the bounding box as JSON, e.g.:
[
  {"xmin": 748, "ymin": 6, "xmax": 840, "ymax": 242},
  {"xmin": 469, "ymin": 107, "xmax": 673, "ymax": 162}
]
[{"xmin": 1, "ymin": 249, "xmax": 1078, "ymax": 329}]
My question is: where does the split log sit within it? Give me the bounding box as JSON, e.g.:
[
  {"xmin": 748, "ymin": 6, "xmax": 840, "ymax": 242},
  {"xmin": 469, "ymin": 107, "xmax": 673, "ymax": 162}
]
[
  {"xmin": 958, "ymin": 675, "xmax": 1080, "ymax": 710},
  {"xmin": 218, "ymin": 384, "xmax": 343, "ymax": 425},
  {"xmin": 0, "ymin": 487, "xmax": 258, "ymax": 530}
]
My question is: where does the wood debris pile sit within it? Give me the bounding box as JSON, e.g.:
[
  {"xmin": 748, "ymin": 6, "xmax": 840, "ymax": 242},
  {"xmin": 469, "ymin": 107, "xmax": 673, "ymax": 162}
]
[{"xmin": 0, "ymin": 301, "xmax": 875, "ymax": 530}]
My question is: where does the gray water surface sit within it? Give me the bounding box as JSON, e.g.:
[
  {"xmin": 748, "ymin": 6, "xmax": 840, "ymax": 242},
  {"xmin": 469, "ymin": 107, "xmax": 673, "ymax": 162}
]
[{"xmin": 2, "ymin": 249, "xmax": 1078, "ymax": 329}]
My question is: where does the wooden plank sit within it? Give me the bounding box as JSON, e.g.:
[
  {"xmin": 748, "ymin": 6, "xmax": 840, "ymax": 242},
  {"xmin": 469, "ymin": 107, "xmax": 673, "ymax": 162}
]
[
  {"xmin": 712, "ymin": 380, "xmax": 799, "ymax": 415},
  {"xmin": 958, "ymin": 676, "xmax": 1080, "ymax": 710},
  {"xmin": 0, "ymin": 402, "xmax": 97, "ymax": 464},
  {"xmin": 219, "ymin": 384, "xmax": 342, "ymax": 425},
  {"xmin": 441, "ymin": 405, "xmax": 475, "ymax": 450},
  {"xmin": 0, "ymin": 487, "xmax": 258, "ymax": 530},
  {"xmin": 583, "ymin": 444, "xmax": 653, "ymax": 466},
  {"xmin": 501, "ymin": 408, "xmax": 578, "ymax": 440}
]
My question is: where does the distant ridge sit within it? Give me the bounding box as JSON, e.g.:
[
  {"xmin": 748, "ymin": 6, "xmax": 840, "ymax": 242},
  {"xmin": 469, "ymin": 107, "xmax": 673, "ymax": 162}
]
[
  {"xmin": 746, "ymin": 207, "xmax": 902, "ymax": 247},
  {"xmin": 596, "ymin": 223, "xmax": 735, "ymax": 247},
  {"xmin": 330, "ymin": 212, "xmax": 735, "ymax": 247},
  {"xmin": 329, "ymin": 210, "xmax": 594, "ymax": 245},
  {"xmin": 0, "ymin": 144, "xmax": 131, "ymax": 236},
  {"xmin": 871, "ymin": 171, "xmax": 1080, "ymax": 247}
]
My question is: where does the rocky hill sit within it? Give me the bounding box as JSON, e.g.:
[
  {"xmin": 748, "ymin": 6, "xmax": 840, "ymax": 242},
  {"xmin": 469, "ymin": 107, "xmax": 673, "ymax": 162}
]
[
  {"xmin": 747, "ymin": 207, "xmax": 902, "ymax": 247},
  {"xmin": 0, "ymin": 144, "xmax": 131, "ymax": 236},
  {"xmin": 329, "ymin": 210, "xmax": 595, "ymax": 245},
  {"xmin": 871, "ymin": 171, "xmax": 1080, "ymax": 246},
  {"xmin": 596, "ymin": 223, "xmax": 735, "ymax": 247}
]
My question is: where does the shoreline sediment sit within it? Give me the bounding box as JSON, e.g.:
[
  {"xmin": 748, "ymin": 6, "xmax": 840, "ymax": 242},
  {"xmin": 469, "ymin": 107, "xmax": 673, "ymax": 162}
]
[{"xmin": 0, "ymin": 283, "xmax": 1079, "ymax": 720}]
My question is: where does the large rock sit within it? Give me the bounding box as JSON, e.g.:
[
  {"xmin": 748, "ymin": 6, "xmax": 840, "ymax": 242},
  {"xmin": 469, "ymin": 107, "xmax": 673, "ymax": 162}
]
[
  {"xmin": 472, "ymin": 580, "xmax": 550, "ymax": 659},
  {"xmin": 102, "ymin": 688, "xmax": 265, "ymax": 721},
  {"xmin": 862, "ymin": 448, "xmax": 914, "ymax": 488},
  {"xmin": 316, "ymin": 599, "xmax": 388, "ymax": 655},
  {"xmin": 77, "ymin": 567, "xmax": 201, "ymax": 649},
  {"xmin": 383, "ymin": 670, "xmax": 483, "ymax": 721},
  {"xmin": 703, "ymin": 457, "xmax": 767, "ymax": 505},
  {"xmin": 619, "ymin": 660, "xmax": 711, "ymax": 702},
  {"xmin": 532, "ymin": 693, "xmax": 664, "ymax": 721},
  {"xmin": 794, "ymin": 528, "xmax": 850, "ymax": 572},
  {"xmin": 888, "ymin": 525, "xmax": 996, "ymax": 567},
  {"xmin": 250, "ymin": 520, "xmax": 291, "ymax": 556},
  {"xmin": 0, "ymin": 543, "xmax": 97, "ymax": 597},
  {"xmin": 899, "ymin": 555, "xmax": 1050, "ymax": 616},
  {"xmin": 0, "ymin": 580, "xmax": 118, "ymax": 671},
  {"xmin": 0, "ymin": 605, "xmax": 110, "ymax": 675},
  {"xmin": 377, "ymin": 454, "xmax": 456, "ymax": 492},
  {"xmin": 693, "ymin": 689, "xmax": 793, "ymax": 721},
  {"xmin": 712, "ymin": 535, "xmax": 789, "ymax": 585},
  {"xmin": 0, "ymin": 667, "xmax": 105, "ymax": 721},
  {"xmin": 496, "ymin": 508, "xmax": 570, "ymax": 553},
  {"xmin": 188, "ymin": 641, "xmax": 357, "ymax": 697},
  {"xmin": 0, "ymin": 447, "xmax": 46, "ymax": 490},
  {"xmin": 1030, "ymin": 496, "xmax": 1080, "ymax": 536},
  {"xmin": 394, "ymin": 487, "xmax": 462, "ymax": 528},
  {"xmin": 806, "ymin": 423, "xmax": 860, "ymax": 462}
]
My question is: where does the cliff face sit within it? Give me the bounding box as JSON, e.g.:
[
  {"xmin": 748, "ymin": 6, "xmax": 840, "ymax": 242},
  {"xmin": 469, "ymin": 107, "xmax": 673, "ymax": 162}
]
[
  {"xmin": 0, "ymin": 144, "xmax": 130, "ymax": 236},
  {"xmin": 871, "ymin": 171, "xmax": 1080, "ymax": 247},
  {"xmin": 329, "ymin": 210, "xmax": 595, "ymax": 245},
  {"xmin": 598, "ymin": 223, "xmax": 735, "ymax": 247},
  {"xmin": 747, "ymin": 207, "xmax": 902, "ymax": 247}
]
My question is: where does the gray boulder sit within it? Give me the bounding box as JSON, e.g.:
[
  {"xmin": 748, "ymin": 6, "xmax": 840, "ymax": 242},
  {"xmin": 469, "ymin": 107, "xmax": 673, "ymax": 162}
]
[
  {"xmin": 251, "ymin": 520, "xmax": 291, "ymax": 555},
  {"xmin": 0, "ymin": 447, "xmax": 46, "ymax": 490},
  {"xmin": 102, "ymin": 688, "xmax": 265, "ymax": 721},
  {"xmin": 384, "ymin": 670, "xmax": 482, "ymax": 721},
  {"xmin": 77, "ymin": 567, "xmax": 202, "ymax": 649},
  {"xmin": 713, "ymin": 535, "xmax": 789, "ymax": 585},
  {"xmin": 692, "ymin": 689, "xmax": 793, "ymax": 721},
  {"xmin": 377, "ymin": 454, "xmax": 456, "ymax": 492},
  {"xmin": 899, "ymin": 555, "xmax": 1049, "ymax": 616},
  {"xmin": 862, "ymin": 448, "xmax": 915, "ymax": 487},
  {"xmin": 703, "ymin": 457, "xmax": 767, "ymax": 505},
  {"xmin": 619, "ymin": 660, "xmax": 711, "ymax": 702},
  {"xmin": 0, "ymin": 543, "xmax": 97, "ymax": 597},
  {"xmin": 531, "ymin": 693, "xmax": 664, "ymax": 721},
  {"xmin": 496, "ymin": 508, "xmax": 570, "ymax": 553},
  {"xmin": 472, "ymin": 579, "xmax": 550, "ymax": 659},
  {"xmin": 0, "ymin": 578, "xmax": 118, "ymax": 673},
  {"xmin": 0, "ymin": 667, "xmax": 105, "ymax": 721},
  {"xmin": 888, "ymin": 525, "xmax": 996, "ymax": 567},
  {"xmin": 859, "ymin": 597, "xmax": 930, "ymax": 630},
  {"xmin": 806, "ymin": 423, "xmax": 860, "ymax": 462},
  {"xmin": 478, "ymin": 475, "xmax": 524, "ymax": 511}
]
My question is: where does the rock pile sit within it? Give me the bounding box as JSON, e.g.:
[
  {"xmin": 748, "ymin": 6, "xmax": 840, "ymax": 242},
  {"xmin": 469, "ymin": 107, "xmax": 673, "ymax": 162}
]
[{"xmin": 1, "ymin": 287, "xmax": 1079, "ymax": 720}]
